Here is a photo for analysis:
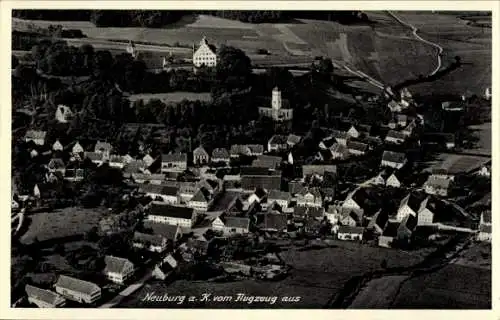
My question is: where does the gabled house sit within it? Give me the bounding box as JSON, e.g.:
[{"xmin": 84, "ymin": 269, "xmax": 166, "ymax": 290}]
[
  {"xmin": 25, "ymin": 285, "xmax": 66, "ymax": 308},
  {"xmin": 131, "ymin": 173, "xmax": 165, "ymax": 185},
  {"xmin": 94, "ymin": 141, "xmax": 113, "ymax": 158},
  {"xmin": 104, "ymin": 255, "xmax": 135, "ymax": 284},
  {"xmin": 193, "ymin": 146, "xmax": 210, "ymax": 165},
  {"xmin": 302, "ymin": 165, "xmax": 337, "ymax": 182},
  {"xmin": 133, "ymin": 232, "xmax": 168, "ymax": 252},
  {"xmin": 147, "ymin": 203, "xmax": 196, "ymax": 228},
  {"xmin": 247, "ymin": 144, "xmax": 264, "ymax": 156},
  {"xmin": 342, "ymin": 188, "xmax": 372, "ymax": 214},
  {"xmin": 144, "ymin": 221, "xmax": 183, "ymax": 243},
  {"xmin": 397, "ymin": 214, "xmax": 417, "ymax": 241},
  {"xmin": 385, "ymin": 130, "xmax": 406, "ymax": 145},
  {"xmin": 287, "ymin": 134, "xmax": 302, "ymax": 147},
  {"xmin": 296, "ymin": 187, "xmax": 322, "ymax": 207},
  {"xmin": 188, "ymin": 187, "xmax": 212, "ymax": 212},
  {"xmin": 247, "ymin": 188, "xmax": 267, "ymax": 206},
  {"xmin": 268, "ymin": 135, "xmax": 289, "ymax": 153},
  {"xmin": 109, "ymin": 155, "xmax": 126, "ymax": 169},
  {"xmin": 84, "ymin": 152, "xmax": 104, "ymax": 166},
  {"xmin": 138, "ymin": 184, "xmax": 179, "ymax": 204},
  {"xmin": 267, "ymin": 190, "xmax": 292, "ymax": 209},
  {"xmin": 416, "ymin": 196, "xmax": 436, "ymax": 226},
  {"xmin": 347, "ymin": 125, "xmax": 360, "ymax": 138},
  {"xmin": 211, "ymin": 148, "xmax": 230, "ymax": 165},
  {"xmin": 366, "ymin": 210, "xmax": 389, "ymax": 235},
  {"xmin": 347, "ymin": 141, "xmax": 368, "ymax": 156},
  {"xmin": 330, "ymin": 143, "xmax": 349, "ymax": 160},
  {"xmin": 55, "ymin": 275, "xmax": 101, "ymax": 304},
  {"xmin": 337, "ymin": 226, "xmax": 364, "ymax": 241},
  {"xmin": 52, "ymin": 140, "xmax": 64, "ymax": 152},
  {"xmin": 424, "ymin": 175, "xmax": 452, "ymax": 197},
  {"xmin": 161, "ymin": 153, "xmax": 187, "ymax": 173},
  {"xmin": 378, "ymin": 222, "xmax": 399, "ymax": 248},
  {"xmin": 331, "ymin": 130, "xmax": 349, "ymax": 146},
  {"xmin": 240, "ymin": 168, "xmax": 282, "ymax": 192},
  {"xmin": 55, "ymin": 104, "xmax": 73, "ymax": 123},
  {"xmin": 396, "ymin": 114, "xmax": 409, "ymax": 127},
  {"xmin": 252, "ymin": 155, "xmax": 282, "ymax": 170},
  {"xmin": 212, "ymin": 215, "xmax": 250, "ymax": 235},
  {"xmin": 72, "ymin": 142, "xmax": 84, "ymax": 155},
  {"xmin": 396, "ymin": 192, "xmax": 424, "ymax": 221},
  {"xmin": 142, "ymin": 154, "xmax": 155, "ymax": 167},
  {"xmin": 47, "ymin": 158, "xmax": 65, "ymax": 174},
  {"xmin": 193, "ymin": 36, "xmax": 217, "ymax": 68},
  {"xmin": 24, "ymin": 130, "xmax": 46, "ymax": 146},
  {"xmin": 319, "ymin": 137, "xmax": 336, "ymax": 150},
  {"xmin": 261, "ymin": 213, "xmax": 288, "ymax": 232},
  {"xmin": 401, "ymin": 120, "xmax": 417, "ymax": 137},
  {"xmin": 381, "ymin": 151, "xmax": 407, "ymax": 169}
]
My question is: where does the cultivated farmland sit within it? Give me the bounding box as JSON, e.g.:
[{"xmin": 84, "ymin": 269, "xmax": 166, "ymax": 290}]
[{"xmin": 20, "ymin": 207, "xmax": 107, "ymax": 244}]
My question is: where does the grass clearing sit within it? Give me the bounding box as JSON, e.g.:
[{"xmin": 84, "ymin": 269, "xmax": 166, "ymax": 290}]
[{"xmin": 20, "ymin": 207, "xmax": 107, "ymax": 244}]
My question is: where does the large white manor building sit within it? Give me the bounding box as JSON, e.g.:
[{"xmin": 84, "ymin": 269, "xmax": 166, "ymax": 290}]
[
  {"xmin": 193, "ymin": 37, "xmax": 217, "ymax": 68},
  {"xmin": 258, "ymin": 87, "xmax": 293, "ymax": 122}
]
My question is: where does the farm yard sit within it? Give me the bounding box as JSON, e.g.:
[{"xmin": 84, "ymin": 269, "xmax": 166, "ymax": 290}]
[
  {"xmin": 119, "ymin": 241, "xmax": 433, "ymax": 308},
  {"xmin": 19, "ymin": 207, "xmax": 108, "ymax": 245}
]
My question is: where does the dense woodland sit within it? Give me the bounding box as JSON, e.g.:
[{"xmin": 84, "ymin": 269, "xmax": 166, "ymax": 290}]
[{"xmin": 13, "ymin": 10, "xmax": 369, "ymax": 26}]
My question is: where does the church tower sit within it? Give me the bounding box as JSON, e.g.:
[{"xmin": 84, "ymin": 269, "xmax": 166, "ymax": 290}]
[
  {"xmin": 127, "ymin": 40, "xmax": 137, "ymax": 59},
  {"xmin": 272, "ymin": 87, "xmax": 282, "ymax": 110}
]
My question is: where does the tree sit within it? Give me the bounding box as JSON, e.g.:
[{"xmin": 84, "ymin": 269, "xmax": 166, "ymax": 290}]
[
  {"xmin": 12, "ymin": 55, "xmax": 19, "ymax": 69},
  {"xmin": 318, "ymin": 58, "xmax": 334, "ymax": 74},
  {"xmin": 216, "ymin": 45, "xmax": 252, "ymax": 89}
]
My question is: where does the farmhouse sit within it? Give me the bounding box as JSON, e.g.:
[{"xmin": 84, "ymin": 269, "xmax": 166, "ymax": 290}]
[
  {"xmin": 302, "ymin": 165, "xmax": 337, "ymax": 181},
  {"xmin": 347, "ymin": 141, "xmax": 368, "ymax": 156},
  {"xmin": 52, "ymin": 140, "xmax": 64, "ymax": 151},
  {"xmin": 193, "ymin": 36, "xmax": 217, "ymax": 68},
  {"xmin": 261, "ymin": 213, "xmax": 288, "ymax": 232},
  {"xmin": 147, "ymin": 203, "xmax": 196, "ymax": 228},
  {"xmin": 381, "ymin": 151, "xmax": 407, "ymax": 169},
  {"xmin": 55, "ymin": 275, "xmax": 101, "ymax": 304},
  {"xmin": 385, "ymin": 130, "xmax": 407, "ymax": 145},
  {"xmin": 267, "ymin": 190, "xmax": 292, "ymax": 209},
  {"xmin": 337, "ymin": 226, "xmax": 364, "ymax": 241},
  {"xmin": 143, "ymin": 154, "xmax": 155, "ymax": 167},
  {"xmin": 268, "ymin": 134, "xmax": 289, "ymax": 152},
  {"xmin": 104, "ymin": 255, "xmax": 135, "ymax": 284},
  {"xmin": 296, "ymin": 187, "xmax": 322, "ymax": 207},
  {"xmin": 423, "ymin": 175, "xmax": 452, "ymax": 197},
  {"xmin": 94, "ymin": 141, "xmax": 113, "ymax": 158},
  {"xmin": 25, "ymin": 285, "xmax": 66, "ymax": 308},
  {"xmin": 366, "ymin": 210, "xmax": 389, "ymax": 235},
  {"xmin": 144, "ymin": 221, "xmax": 183, "ymax": 242},
  {"xmin": 72, "ymin": 142, "xmax": 84, "ymax": 155},
  {"xmin": 133, "ymin": 232, "xmax": 168, "ymax": 252},
  {"xmin": 212, "ymin": 215, "xmax": 250, "ymax": 235},
  {"xmin": 252, "ymin": 155, "xmax": 282, "ymax": 170},
  {"xmin": 259, "ymin": 87, "xmax": 293, "ymax": 122},
  {"xmin": 287, "ymin": 134, "xmax": 302, "ymax": 147},
  {"xmin": 131, "ymin": 173, "xmax": 165, "ymax": 185},
  {"xmin": 396, "ymin": 192, "xmax": 424, "ymax": 221},
  {"xmin": 416, "ymin": 197, "xmax": 437, "ymax": 226},
  {"xmin": 55, "ymin": 104, "xmax": 74, "ymax": 123},
  {"xmin": 161, "ymin": 153, "xmax": 188, "ymax": 173},
  {"xmin": 138, "ymin": 184, "xmax": 179, "ymax": 204},
  {"xmin": 331, "ymin": 130, "xmax": 349, "ymax": 146},
  {"xmin": 193, "ymin": 146, "xmax": 210, "ymax": 165},
  {"xmin": 211, "ymin": 148, "xmax": 230, "ymax": 164},
  {"xmin": 24, "ymin": 130, "xmax": 46, "ymax": 146},
  {"xmin": 330, "ymin": 143, "xmax": 349, "ymax": 160},
  {"xmin": 240, "ymin": 168, "xmax": 282, "ymax": 192},
  {"xmin": 188, "ymin": 187, "xmax": 212, "ymax": 212}
]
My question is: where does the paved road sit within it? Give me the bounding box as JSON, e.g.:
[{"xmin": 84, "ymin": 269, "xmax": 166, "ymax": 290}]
[{"xmin": 387, "ymin": 11, "xmax": 444, "ymax": 76}]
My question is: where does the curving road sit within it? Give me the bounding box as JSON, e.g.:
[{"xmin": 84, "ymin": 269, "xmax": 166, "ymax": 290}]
[{"xmin": 387, "ymin": 11, "xmax": 444, "ymax": 76}]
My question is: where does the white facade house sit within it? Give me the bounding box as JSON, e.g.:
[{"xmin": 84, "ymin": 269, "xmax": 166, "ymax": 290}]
[
  {"xmin": 55, "ymin": 275, "xmax": 101, "ymax": 304},
  {"xmin": 337, "ymin": 226, "xmax": 364, "ymax": 241},
  {"xmin": 52, "ymin": 140, "xmax": 64, "ymax": 151},
  {"xmin": 193, "ymin": 37, "xmax": 217, "ymax": 68},
  {"xmin": 25, "ymin": 285, "xmax": 66, "ymax": 308},
  {"xmin": 104, "ymin": 256, "xmax": 135, "ymax": 284},
  {"xmin": 55, "ymin": 105, "xmax": 73, "ymax": 123},
  {"xmin": 381, "ymin": 151, "xmax": 407, "ymax": 169},
  {"xmin": 147, "ymin": 203, "xmax": 196, "ymax": 228},
  {"xmin": 25, "ymin": 130, "xmax": 46, "ymax": 146}
]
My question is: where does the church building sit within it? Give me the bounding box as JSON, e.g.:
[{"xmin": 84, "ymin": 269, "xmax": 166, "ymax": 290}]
[{"xmin": 258, "ymin": 87, "xmax": 293, "ymax": 122}]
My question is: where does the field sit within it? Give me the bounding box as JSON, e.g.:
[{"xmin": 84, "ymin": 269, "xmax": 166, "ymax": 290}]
[
  {"xmin": 128, "ymin": 92, "xmax": 212, "ymax": 104},
  {"xmin": 425, "ymin": 153, "xmax": 491, "ymax": 174},
  {"xmin": 391, "ymin": 243, "xmax": 491, "ymax": 309},
  {"xmin": 463, "ymin": 122, "xmax": 492, "ymax": 156},
  {"xmin": 119, "ymin": 241, "xmax": 431, "ymax": 308},
  {"xmin": 348, "ymin": 275, "xmax": 409, "ymax": 308},
  {"xmin": 20, "ymin": 207, "xmax": 107, "ymax": 244}
]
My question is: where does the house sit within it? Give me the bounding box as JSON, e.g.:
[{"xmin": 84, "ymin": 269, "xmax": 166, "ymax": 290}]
[
  {"xmin": 152, "ymin": 254, "xmax": 177, "ymax": 280},
  {"xmin": 241, "ymin": 169, "xmax": 282, "ymax": 192},
  {"xmin": 416, "ymin": 197, "xmax": 436, "ymax": 226},
  {"xmin": 211, "ymin": 148, "xmax": 230, "ymax": 164},
  {"xmin": 161, "ymin": 153, "xmax": 187, "ymax": 173},
  {"xmin": 441, "ymin": 101, "xmax": 464, "ymax": 111},
  {"xmin": 247, "ymin": 144, "xmax": 264, "ymax": 156},
  {"xmin": 54, "ymin": 275, "xmax": 101, "ymax": 304},
  {"xmin": 24, "ymin": 130, "xmax": 46, "ymax": 145},
  {"xmin": 396, "ymin": 193, "xmax": 424, "ymax": 221},
  {"xmin": 347, "ymin": 141, "xmax": 368, "ymax": 156},
  {"xmin": 258, "ymin": 87, "xmax": 293, "ymax": 122},
  {"xmin": 316, "ymin": 149, "xmax": 333, "ymax": 162},
  {"xmin": 25, "ymin": 285, "xmax": 66, "ymax": 308},
  {"xmin": 30, "ymin": 149, "xmax": 39, "ymax": 158},
  {"xmin": 378, "ymin": 222, "xmax": 399, "ymax": 247},
  {"xmin": 330, "ymin": 143, "xmax": 349, "ymax": 160},
  {"xmin": 386, "ymin": 171, "xmax": 403, "ymax": 188},
  {"xmin": 302, "ymin": 165, "xmax": 337, "ymax": 181},
  {"xmin": 109, "ymin": 155, "xmax": 126, "ymax": 169},
  {"xmin": 401, "ymin": 120, "xmax": 417, "ymax": 137},
  {"xmin": 138, "ymin": 184, "xmax": 179, "ymax": 204},
  {"xmin": 193, "ymin": 36, "xmax": 217, "ymax": 68},
  {"xmin": 47, "ymin": 158, "xmax": 65, "ymax": 174},
  {"xmin": 287, "ymin": 134, "xmax": 302, "ymax": 147},
  {"xmin": 373, "ymin": 169, "xmax": 403, "ymax": 188},
  {"xmin": 133, "ymin": 232, "xmax": 168, "ymax": 252},
  {"xmin": 342, "ymin": 188, "xmax": 372, "ymax": 214},
  {"xmin": 212, "ymin": 215, "xmax": 250, "ymax": 235},
  {"xmin": 477, "ymin": 210, "xmax": 491, "ymax": 242},
  {"xmin": 231, "ymin": 144, "xmax": 264, "ymax": 157},
  {"xmin": 396, "ymin": 114, "xmax": 408, "ymax": 127},
  {"xmin": 268, "ymin": 190, "xmax": 292, "ymax": 209},
  {"xmin": 147, "ymin": 203, "xmax": 196, "ymax": 228},
  {"xmin": 131, "ymin": 173, "xmax": 165, "ymax": 185},
  {"xmin": 339, "ymin": 209, "xmax": 363, "ymax": 227},
  {"xmin": 268, "ymin": 134, "xmax": 289, "ymax": 152},
  {"xmin": 444, "ymin": 134, "xmax": 456, "ymax": 149},
  {"xmin": 143, "ymin": 221, "xmax": 183, "ymax": 243},
  {"xmin": 296, "ymin": 187, "xmax": 322, "ymax": 207},
  {"xmin": 319, "ymin": 137, "xmax": 336, "ymax": 150},
  {"xmin": 52, "ymin": 140, "xmax": 64, "ymax": 152},
  {"xmin": 247, "ymin": 188, "xmax": 267, "ymax": 206},
  {"xmin": 347, "ymin": 125, "xmax": 360, "ymax": 138},
  {"xmin": 103, "ymin": 255, "xmax": 134, "ymax": 284},
  {"xmin": 94, "ymin": 141, "xmax": 113, "ymax": 158},
  {"xmin": 424, "ymin": 175, "xmax": 452, "ymax": 196},
  {"xmin": 331, "ymin": 130, "xmax": 349, "ymax": 146},
  {"xmin": 143, "ymin": 154, "xmax": 155, "ymax": 167},
  {"xmin": 55, "ymin": 104, "xmax": 73, "ymax": 123},
  {"xmin": 84, "ymin": 152, "xmax": 104, "ymax": 166},
  {"xmin": 261, "ymin": 213, "xmax": 288, "ymax": 232},
  {"xmin": 385, "ymin": 130, "xmax": 406, "ymax": 145},
  {"xmin": 381, "ymin": 151, "xmax": 407, "ymax": 169},
  {"xmin": 193, "ymin": 146, "xmax": 210, "ymax": 165},
  {"xmin": 397, "ymin": 214, "xmax": 417, "ymax": 241},
  {"xmin": 252, "ymin": 155, "xmax": 282, "ymax": 169},
  {"xmin": 188, "ymin": 187, "xmax": 212, "ymax": 212},
  {"xmin": 475, "ymin": 164, "xmax": 491, "ymax": 178},
  {"xmin": 366, "ymin": 210, "xmax": 389, "ymax": 235},
  {"xmin": 337, "ymin": 226, "xmax": 364, "ymax": 241},
  {"xmin": 72, "ymin": 142, "xmax": 84, "ymax": 155}
]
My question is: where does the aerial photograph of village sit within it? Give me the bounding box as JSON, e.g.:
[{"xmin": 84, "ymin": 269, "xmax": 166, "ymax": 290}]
[{"xmin": 10, "ymin": 8, "xmax": 492, "ymax": 310}]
